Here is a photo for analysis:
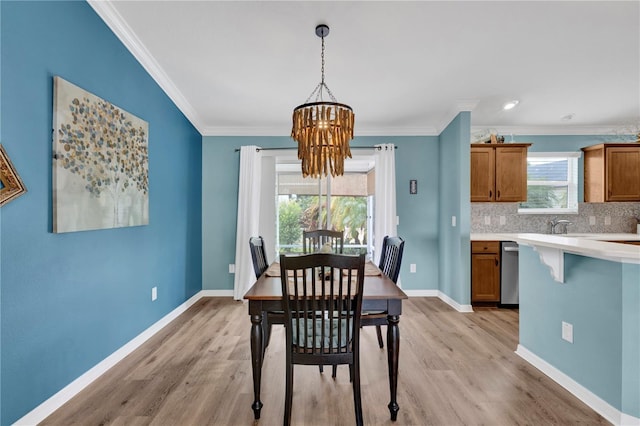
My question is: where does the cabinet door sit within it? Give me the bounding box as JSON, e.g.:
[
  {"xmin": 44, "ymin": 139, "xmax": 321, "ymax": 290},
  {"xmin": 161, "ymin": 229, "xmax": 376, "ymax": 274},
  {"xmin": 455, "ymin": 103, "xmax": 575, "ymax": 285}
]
[
  {"xmin": 471, "ymin": 253, "xmax": 500, "ymax": 302},
  {"xmin": 606, "ymin": 147, "xmax": 640, "ymax": 201},
  {"xmin": 470, "ymin": 147, "xmax": 495, "ymax": 202},
  {"xmin": 495, "ymin": 146, "xmax": 528, "ymax": 202}
]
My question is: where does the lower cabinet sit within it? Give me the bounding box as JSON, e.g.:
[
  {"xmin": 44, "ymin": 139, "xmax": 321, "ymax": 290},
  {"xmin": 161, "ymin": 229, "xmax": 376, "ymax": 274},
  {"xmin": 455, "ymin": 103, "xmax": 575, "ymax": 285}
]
[{"xmin": 471, "ymin": 241, "xmax": 500, "ymax": 303}]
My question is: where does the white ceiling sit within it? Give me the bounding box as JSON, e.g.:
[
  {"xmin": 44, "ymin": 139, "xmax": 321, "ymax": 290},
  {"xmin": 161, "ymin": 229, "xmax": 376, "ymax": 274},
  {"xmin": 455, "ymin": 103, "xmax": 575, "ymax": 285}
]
[{"xmin": 89, "ymin": 0, "xmax": 639, "ymax": 138}]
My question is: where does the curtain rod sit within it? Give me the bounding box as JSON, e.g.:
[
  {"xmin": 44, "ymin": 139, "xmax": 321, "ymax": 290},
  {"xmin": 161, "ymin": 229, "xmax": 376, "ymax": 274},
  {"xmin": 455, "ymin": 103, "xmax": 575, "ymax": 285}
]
[{"xmin": 234, "ymin": 145, "xmax": 397, "ymax": 152}]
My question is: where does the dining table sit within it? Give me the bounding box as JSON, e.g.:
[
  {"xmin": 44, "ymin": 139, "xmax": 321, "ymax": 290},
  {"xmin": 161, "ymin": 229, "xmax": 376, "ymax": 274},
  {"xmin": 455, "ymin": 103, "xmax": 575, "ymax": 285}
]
[{"xmin": 243, "ymin": 260, "xmax": 408, "ymax": 421}]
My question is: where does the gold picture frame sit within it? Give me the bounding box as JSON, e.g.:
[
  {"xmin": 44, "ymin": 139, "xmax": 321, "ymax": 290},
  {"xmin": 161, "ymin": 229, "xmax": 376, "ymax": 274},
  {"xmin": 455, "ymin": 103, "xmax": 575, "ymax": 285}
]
[{"xmin": 0, "ymin": 144, "xmax": 27, "ymax": 206}]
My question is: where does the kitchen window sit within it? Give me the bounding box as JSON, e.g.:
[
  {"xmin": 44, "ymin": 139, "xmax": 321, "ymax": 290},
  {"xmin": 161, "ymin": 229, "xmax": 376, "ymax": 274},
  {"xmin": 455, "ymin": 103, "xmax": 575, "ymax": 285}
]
[{"xmin": 518, "ymin": 152, "xmax": 580, "ymax": 214}]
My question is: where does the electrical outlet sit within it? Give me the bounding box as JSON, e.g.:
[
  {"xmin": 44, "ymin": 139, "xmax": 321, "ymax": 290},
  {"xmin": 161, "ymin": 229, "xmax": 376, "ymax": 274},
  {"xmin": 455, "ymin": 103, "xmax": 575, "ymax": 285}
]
[
  {"xmin": 229, "ymin": 264, "xmax": 235, "ymax": 274},
  {"xmin": 410, "ymin": 264, "xmax": 416, "ymax": 273},
  {"xmin": 562, "ymin": 321, "xmax": 573, "ymax": 343},
  {"xmin": 589, "ymin": 216, "xmax": 596, "ymax": 226},
  {"xmin": 451, "ymin": 215, "xmax": 457, "ymax": 227},
  {"xmin": 604, "ymin": 216, "xmax": 611, "ymax": 226},
  {"xmin": 151, "ymin": 286, "xmax": 157, "ymax": 301},
  {"xmin": 499, "ymin": 216, "xmax": 506, "ymax": 226},
  {"xmin": 484, "ymin": 216, "xmax": 491, "ymax": 225}
]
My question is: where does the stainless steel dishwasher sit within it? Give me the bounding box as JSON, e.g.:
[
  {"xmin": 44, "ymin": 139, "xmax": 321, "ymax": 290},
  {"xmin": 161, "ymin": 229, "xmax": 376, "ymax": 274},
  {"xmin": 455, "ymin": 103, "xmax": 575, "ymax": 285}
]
[{"xmin": 500, "ymin": 241, "xmax": 519, "ymax": 307}]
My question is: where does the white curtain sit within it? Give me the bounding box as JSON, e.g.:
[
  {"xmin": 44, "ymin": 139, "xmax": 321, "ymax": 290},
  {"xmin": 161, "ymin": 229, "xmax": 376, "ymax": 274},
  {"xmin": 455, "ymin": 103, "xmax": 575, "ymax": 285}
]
[
  {"xmin": 233, "ymin": 145, "xmax": 262, "ymax": 300},
  {"xmin": 374, "ymin": 143, "xmax": 397, "ymax": 265}
]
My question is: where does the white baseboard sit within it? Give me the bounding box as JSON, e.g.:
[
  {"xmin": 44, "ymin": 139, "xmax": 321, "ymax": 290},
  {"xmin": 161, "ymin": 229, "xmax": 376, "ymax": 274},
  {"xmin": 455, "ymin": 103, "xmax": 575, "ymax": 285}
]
[
  {"xmin": 437, "ymin": 291, "xmax": 474, "ymax": 312},
  {"xmin": 516, "ymin": 344, "xmax": 640, "ymax": 426},
  {"xmin": 14, "ymin": 291, "xmax": 209, "ymax": 426},
  {"xmin": 402, "ymin": 290, "xmax": 473, "ymax": 313}
]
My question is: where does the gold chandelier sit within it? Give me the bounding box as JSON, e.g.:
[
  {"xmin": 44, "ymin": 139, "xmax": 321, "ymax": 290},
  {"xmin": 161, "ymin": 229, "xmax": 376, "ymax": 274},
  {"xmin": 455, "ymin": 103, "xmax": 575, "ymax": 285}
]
[{"xmin": 291, "ymin": 24, "xmax": 354, "ymax": 178}]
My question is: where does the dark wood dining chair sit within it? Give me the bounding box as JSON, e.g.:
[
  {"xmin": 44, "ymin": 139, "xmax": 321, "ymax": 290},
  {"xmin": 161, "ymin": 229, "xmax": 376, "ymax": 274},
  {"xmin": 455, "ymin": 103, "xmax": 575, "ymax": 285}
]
[
  {"xmin": 302, "ymin": 229, "xmax": 344, "ymax": 254},
  {"xmin": 302, "ymin": 229, "xmax": 345, "ymax": 376},
  {"xmin": 249, "ymin": 236, "xmax": 269, "ymax": 279},
  {"xmin": 279, "ymin": 253, "xmax": 365, "ymax": 426},
  {"xmin": 362, "ymin": 236, "xmax": 405, "ymax": 348},
  {"xmin": 249, "ymin": 236, "xmax": 283, "ymax": 351}
]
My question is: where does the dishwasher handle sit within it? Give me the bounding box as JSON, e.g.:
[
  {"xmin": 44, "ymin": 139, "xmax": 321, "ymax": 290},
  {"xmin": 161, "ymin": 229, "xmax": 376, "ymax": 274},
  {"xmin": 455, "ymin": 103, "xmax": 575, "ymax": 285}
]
[{"xmin": 503, "ymin": 246, "xmax": 519, "ymax": 252}]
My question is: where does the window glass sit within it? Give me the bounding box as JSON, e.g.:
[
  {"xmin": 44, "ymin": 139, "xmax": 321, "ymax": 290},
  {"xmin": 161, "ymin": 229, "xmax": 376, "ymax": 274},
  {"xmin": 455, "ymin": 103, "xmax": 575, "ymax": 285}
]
[
  {"xmin": 276, "ymin": 169, "xmax": 372, "ymax": 255},
  {"xmin": 518, "ymin": 152, "xmax": 580, "ymax": 214}
]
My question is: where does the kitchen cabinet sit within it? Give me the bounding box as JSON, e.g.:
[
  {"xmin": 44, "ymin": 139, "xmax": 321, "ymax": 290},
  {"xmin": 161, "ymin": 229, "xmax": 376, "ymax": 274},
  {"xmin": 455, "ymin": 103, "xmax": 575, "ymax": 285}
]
[
  {"xmin": 471, "ymin": 143, "xmax": 531, "ymax": 202},
  {"xmin": 582, "ymin": 143, "xmax": 640, "ymax": 202},
  {"xmin": 471, "ymin": 241, "xmax": 500, "ymax": 303}
]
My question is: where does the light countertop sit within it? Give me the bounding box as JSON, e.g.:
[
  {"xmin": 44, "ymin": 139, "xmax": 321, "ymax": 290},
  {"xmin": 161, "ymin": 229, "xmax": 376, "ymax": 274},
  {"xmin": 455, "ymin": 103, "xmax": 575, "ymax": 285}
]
[{"xmin": 471, "ymin": 233, "xmax": 640, "ymax": 265}]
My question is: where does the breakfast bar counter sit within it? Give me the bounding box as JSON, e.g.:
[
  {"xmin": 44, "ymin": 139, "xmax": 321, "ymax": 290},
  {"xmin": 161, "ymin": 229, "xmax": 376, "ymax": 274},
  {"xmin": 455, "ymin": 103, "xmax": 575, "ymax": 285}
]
[{"xmin": 497, "ymin": 233, "xmax": 640, "ymax": 424}]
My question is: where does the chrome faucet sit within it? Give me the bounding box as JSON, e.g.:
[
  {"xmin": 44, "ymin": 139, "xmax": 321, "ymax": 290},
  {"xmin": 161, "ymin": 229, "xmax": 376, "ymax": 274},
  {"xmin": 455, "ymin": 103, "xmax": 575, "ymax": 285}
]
[{"xmin": 550, "ymin": 217, "xmax": 572, "ymax": 234}]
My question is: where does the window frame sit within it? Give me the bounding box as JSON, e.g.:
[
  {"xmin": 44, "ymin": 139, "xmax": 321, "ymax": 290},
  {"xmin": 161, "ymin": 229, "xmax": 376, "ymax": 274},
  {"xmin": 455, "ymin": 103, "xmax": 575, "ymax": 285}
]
[{"xmin": 517, "ymin": 151, "xmax": 581, "ymax": 215}]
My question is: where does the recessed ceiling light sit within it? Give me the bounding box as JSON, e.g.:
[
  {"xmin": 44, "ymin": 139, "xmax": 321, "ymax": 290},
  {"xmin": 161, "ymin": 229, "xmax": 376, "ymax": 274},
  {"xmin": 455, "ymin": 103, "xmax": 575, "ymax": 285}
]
[{"xmin": 503, "ymin": 100, "xmax": 519, "ymax": 110}]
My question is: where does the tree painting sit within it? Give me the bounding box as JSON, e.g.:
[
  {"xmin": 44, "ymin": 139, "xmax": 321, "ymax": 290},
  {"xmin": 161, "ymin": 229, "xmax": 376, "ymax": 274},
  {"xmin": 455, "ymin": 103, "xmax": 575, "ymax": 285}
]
[{"xmin": 53, "ymin": 77, "xmax": 149, "ymax": 233}]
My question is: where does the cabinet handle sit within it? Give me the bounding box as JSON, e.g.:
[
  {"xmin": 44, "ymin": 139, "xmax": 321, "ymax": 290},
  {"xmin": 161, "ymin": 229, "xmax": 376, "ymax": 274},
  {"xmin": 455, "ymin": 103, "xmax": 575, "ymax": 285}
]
[
  {"xmin": 497, "ymin": 190, "xmax": 501, "ymax": 199},
  {"xmin": 489, "ymin": 190, "xmax": 492, "ymax": 198},
  {"xmin": 495, "ymin": 259, "xmax": 499, "ymax": 266}
]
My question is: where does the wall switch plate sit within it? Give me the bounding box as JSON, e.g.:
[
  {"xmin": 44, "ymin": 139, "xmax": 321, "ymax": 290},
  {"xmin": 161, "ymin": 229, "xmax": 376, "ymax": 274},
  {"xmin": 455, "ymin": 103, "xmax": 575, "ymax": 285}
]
[
  {"xmin": 410, "ymin": 263, "xmax": 416, "ymax": 273},
  {"xmin": 604, "ymin": 216, "xmax": 611, "ymax": 226},
  {"xmin": 562, "ymin": 321, "xmax": 573, "ymax": 343},
  {"xmin": 499, "ymin": 216, "xmax": 506, "ymax": 226},
  {"xmin": 229, "ymin": 264, "xmax": 235, "ymax": 274},
  {"xmin": 451, "ymin": 215, "xmax": 457, "ymax": 227},
  {"xmin": 151, "ymin": 286, "xmax": 157, "ymax": 301},
  {"xmin": 589, "ymin": 216, "xmax": 596, "ymax": 226},
  {"xmin": 484, "ymin": 216, "xmax": 491, "ymax": 225}
]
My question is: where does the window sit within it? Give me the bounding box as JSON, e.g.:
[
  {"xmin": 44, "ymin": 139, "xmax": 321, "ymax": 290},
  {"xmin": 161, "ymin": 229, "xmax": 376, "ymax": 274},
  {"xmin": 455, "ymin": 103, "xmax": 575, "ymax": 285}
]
[
  {"xmin": 276, "ymin": 158, "xmax": 374, "ymax": 256},
  {"xmin": 518, "ymin": 152, "xmax": 580, "ymax": 214}
]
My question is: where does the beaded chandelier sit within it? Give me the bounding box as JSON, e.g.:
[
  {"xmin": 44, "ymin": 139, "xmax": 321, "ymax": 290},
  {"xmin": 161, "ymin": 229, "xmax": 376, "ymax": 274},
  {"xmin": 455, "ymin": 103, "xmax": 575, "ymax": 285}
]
[{"xmin": 291, "ymin": 24, "xmax": 354, "ymax": 178}]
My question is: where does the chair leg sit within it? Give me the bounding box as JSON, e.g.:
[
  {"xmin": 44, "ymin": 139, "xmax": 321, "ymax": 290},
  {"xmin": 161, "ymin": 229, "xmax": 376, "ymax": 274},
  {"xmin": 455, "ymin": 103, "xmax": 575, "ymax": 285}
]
[
  {"xmin": 352, "ymin": 361, "xmax": 363, "ymax": 426},
  {"xmin": 332, "ymin": 365, "xmax": 337, "ymax": 379},
  {"xmin": 348, "ymin": 364, "xmax": 354, "ymax": 382},
  {"xmin": 376, "ymin": 325, "xmax": 384, "ymax": 348},
  {"xmin": 319, "ymin": 365, "xmax": 324, "ymax": 373},
  {"xmin": 284, "ymin": 361, "xmax": 294, "ymax": 426}
]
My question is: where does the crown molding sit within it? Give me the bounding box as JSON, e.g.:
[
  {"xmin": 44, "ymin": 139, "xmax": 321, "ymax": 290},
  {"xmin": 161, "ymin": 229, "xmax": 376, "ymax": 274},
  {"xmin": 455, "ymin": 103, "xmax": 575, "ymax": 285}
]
[
  {"xmin": 201, "ymin": 125, "xmax": 441, "ymax": 137},
  {"xmin": 472, "ymin": 125, "xmax": 636, "ymax": 136},
  {"xmin": 87, "ymin": 0, "xmax": 205, "ymax": 134}
]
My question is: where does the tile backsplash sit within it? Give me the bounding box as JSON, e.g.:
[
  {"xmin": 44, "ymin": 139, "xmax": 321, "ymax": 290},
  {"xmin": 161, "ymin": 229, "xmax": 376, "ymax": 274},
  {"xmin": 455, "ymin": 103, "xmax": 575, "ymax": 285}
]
[{"xmin": 471, "ymin": 202, "xmax": 640, "ymax": 234}]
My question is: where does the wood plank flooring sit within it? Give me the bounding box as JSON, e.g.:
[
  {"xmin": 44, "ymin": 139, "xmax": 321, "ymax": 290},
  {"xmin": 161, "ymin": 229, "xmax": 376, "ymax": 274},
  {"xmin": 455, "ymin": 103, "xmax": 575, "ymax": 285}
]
[{"xmin": 41, "ymin": 297, "xmax": 608, "ymax": 425}]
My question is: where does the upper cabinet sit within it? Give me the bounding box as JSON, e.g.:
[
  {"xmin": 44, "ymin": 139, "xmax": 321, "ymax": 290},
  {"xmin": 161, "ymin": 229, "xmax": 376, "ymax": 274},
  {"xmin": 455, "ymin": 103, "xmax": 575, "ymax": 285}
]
[
  {"xmin": 582, "ymin": 143, "xmax": 640, "ymax": 202},
  {"xmin": 470, "ymin": 143, "xmax": 531, "ymax": 202}
]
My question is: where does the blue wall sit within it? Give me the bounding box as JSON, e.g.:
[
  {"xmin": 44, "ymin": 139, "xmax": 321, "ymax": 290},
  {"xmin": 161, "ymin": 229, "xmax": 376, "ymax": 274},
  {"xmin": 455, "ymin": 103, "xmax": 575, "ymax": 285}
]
[
  {"xmin": 202, "ymin": 135, "xmax": 441, "ymax": 293},
  {"xmin": 438, "ymin": 112, "xmax": 471, "ymax": 305},
  {"xmin": 519, "ymin": 246, "xmax": 640, "ymax": 417},
  {"xmin": 0, "ymin": 2, "xmax": 202, "ymax": 424}
]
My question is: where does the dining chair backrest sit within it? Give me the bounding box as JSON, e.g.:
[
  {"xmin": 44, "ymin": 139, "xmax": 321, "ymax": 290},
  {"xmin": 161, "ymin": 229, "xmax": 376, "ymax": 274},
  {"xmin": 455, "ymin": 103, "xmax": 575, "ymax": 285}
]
[
  {"xmin": 302, "ymin": 229, "xmax": 344, "ymax": 254},
  {"xmin": 279, "ymin": 252, "xmax": 365, "ymax": 425},
  {"xmin": 378, "ymin": 236, "xmax": 405, "ymax": 284},
  {"xmin": 249, "ymin": 236, "xmax": 269, "ymax": 279}
]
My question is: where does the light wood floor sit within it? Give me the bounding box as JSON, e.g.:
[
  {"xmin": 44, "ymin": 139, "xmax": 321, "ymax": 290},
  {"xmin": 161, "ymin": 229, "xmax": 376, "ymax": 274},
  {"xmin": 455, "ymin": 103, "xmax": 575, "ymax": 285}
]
[{"xmin": 42, "ymin": 297, "xmax": 608, "ymax": 425}]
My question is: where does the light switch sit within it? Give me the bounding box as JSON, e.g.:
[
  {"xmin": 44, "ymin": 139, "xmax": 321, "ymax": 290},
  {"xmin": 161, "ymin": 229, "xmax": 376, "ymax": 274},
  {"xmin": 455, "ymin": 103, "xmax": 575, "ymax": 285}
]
[{"xmin": 451, "ymin": 216, "xmax": 457, "ymax": 227}]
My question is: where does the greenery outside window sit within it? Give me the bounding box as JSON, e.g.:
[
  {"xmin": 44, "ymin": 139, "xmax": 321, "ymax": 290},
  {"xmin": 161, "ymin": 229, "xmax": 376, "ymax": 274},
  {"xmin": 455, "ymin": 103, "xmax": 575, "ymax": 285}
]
[
  {"xmin": 276, "ymin": 159, "xmax": 374, "ymax": 256},
  {"xmin": 518, "ymin": 152, "xmax": 580, "ymax": 214}
]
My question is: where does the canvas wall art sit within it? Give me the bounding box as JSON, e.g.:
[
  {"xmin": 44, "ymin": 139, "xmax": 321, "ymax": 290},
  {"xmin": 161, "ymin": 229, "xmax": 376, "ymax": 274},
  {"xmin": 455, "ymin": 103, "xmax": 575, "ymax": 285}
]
[{"xmin": 53, "ymin": 76, "xmax": 149, "ymax": 233}]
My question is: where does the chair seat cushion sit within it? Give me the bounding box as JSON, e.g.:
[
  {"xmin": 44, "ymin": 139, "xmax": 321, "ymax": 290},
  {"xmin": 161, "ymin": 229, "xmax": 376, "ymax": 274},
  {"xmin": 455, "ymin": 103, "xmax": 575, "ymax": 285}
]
[{"xmin": 292, "ymin": 317, "xmax": 352, "ymax": 349}]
